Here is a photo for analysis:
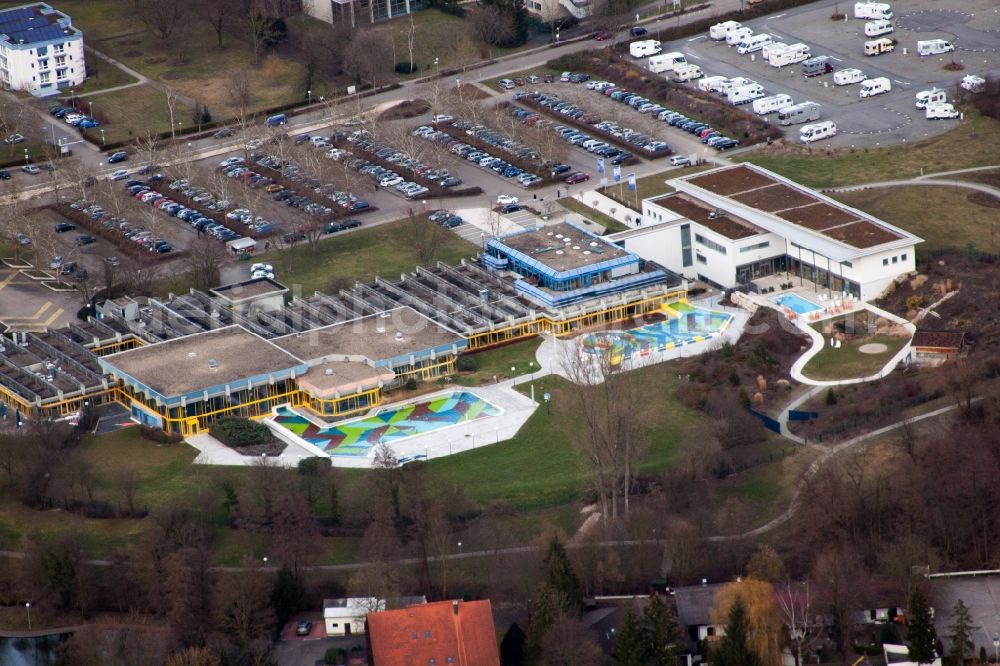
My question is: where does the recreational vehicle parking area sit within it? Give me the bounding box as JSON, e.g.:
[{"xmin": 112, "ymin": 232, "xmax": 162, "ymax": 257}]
[{"xmin": 635, "ymin": 0, "xmax": 1000, "ymax": 147}]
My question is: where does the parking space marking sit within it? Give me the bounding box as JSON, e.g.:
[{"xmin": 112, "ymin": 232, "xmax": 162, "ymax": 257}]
[
  {"xmin": 2, "ymin": 302, "xmax": 52, "ymax": 320},
  {"xmin": 686, "ymin": 36, "xmax": 706, "ymax": 42},
  {"xmin": 686, "ymin": 53, "xmax": 701, "ymax": 59},
  {"xmin": 893, "ymin": 80, "xmax": 912, "ymax": 85},
  {"xmin": 0, "ymin": 270, "xmax": 17, "ymax": 291},
  {"xmin": 770, "ymin": 13, "xmax": 786, "ymax": 19},
  {"xmin": 829, "ymin": 56, "xmax": 843, "ymax": 62},
  {"xmin": 42, "ymin": 307, "xmax": 64, "ymax": 327}
]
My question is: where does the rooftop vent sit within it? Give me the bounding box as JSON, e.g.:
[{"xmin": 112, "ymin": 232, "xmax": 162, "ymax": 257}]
[
  {"xmin": 555, "ymin": 250, "xmax": 564, "ymax": 255},
  {"xmin": 555, "ymin": 234, "xmax": 564, "ymax": 239},
  {"xmin": 572, "ymin": 246, "xmax": 580, "ymax": 250},
  {"xmin": 395, "ymin": 331, "xmax": 404, "ymax": 342},
  {"xmin": 187, "ymin": 351, "xmax": 197, "ymax": 359},
  {"xmin": 547, "ymin": 231, "xmax": 554, "ymax": 236},
  {"xmin": 324, "ymin": 367, "xmax": 333, "ymax": 376},
  {"xmin": 584, "ymin": 251, "xmax": 591, "ymax": 255},
  {"xmin": 589, "ymin": 241, "xmax": 598, "ymax": 247},
  {"xmin": 208, "ymin": 359, "xmax": 218, "ymax": 371},
  {"xmin": 708, "ymin": 211, "xmax": 718, "ymax": 219}
]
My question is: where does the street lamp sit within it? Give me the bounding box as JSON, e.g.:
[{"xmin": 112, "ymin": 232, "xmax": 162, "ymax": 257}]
[
  {"xmin": 510, "ymin": 365, "xmax": 516, "ymax": 385},
  {"xmin": 99, "ymin": 128, "xmax": 105, "ymax": 145},
  {"xmin": 307, "ymin": 89, "xmax": 312, "ymax": 105},
  {"xmin": 993, "ymin": 634, "xmax": 999, "ymax": 663},
  {"xmin": 23, "ymin": 148, "xmax": 28, "ymax": 165},
  {"xmin": 457, "ymin": 541, "xmax": 463, "ymax": 555},
  {"xmin": 434, "ymin": 57, "xmax": 439, "ymax": 72},
  {"xmin": 88, "ymin": 100, "xmax": 93, "ymax": 117},
  {"xmin": 262, "ymin": 556, "xmax": 268, "ymax": 566},
  {"xmin": 25, "ymin": 602, "xmax": 30, "ymax": 631},
  {"xmin": 544, "ymin": 391, "xmax": 552, "ymax": 415}
]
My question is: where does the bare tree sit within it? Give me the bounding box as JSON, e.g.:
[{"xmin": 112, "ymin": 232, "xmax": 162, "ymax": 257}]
[
  {"xmin": 138, "ymin": 0, "xmax": 191, "ymax": 41},
  {"xmin": 184, "ymin": 240, "xmax": 228, "ymax": 291},
  {"xmin": 345, "ymin": 31, "xmax": 393, "ymax": 88},
  {"xmin": 226, "ymin": 68, "xmax": 256, "ymax": 129},
  {"xmin": 776, "ymin": 580, "xmax": 821, "ymax": 666},
  {"xmin": 204, "ymin": 0, "xmax": 235, "ymax": 47},
  {"xmin": 470, "ymin": 5, "xmax": 516, "ymax": 49}
]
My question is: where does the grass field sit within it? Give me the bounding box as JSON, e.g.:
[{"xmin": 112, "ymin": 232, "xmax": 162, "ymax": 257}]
[
  {"xmin": 257, "ymin": 219, "xmax": 479, "ymax": 295},
  {"xmin": 740, "ymin": 110, "xmax": 1000, "ymax": 189},
  {"xmin": 831, "ymin": 185, "xmax": 1000, "ymax": 254},
  {"xmin": 79, "ymin": 84, "xmax": 198, "ymax": 146},
  {"xmin": 719, "ymin": 442, "xmax": 819, "ymax": 525},
  {"xmin": 801, "ymin": 327, "xmax": 909, "ymax": 381},
  {"xmin": 558, "ymin": 198, "xmax": 629, "ymax": 233},
  {"xmin": 71, "ymin": 52, "xmax": 139, "ymax": 95},
  {"xmin": 452, "ymin": 338, "xmax": 544, "ymax": 386}
]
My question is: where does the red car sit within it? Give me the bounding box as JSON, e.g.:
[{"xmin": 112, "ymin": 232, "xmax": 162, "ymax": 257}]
[
  {"xmin": 565, "ymin": 172, "xmax": 590, "ymax": 184},
  {"xmin": 593, "ymin": 31, "xmax": 612, "ymax": 41}
]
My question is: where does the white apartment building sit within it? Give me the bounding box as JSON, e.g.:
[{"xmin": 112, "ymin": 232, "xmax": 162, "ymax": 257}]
[
  {"xmin": 302, "ymin": 0, "xmax": 420, "ymax": 27},
  {"xmin": 0, "ymin": 3, "xmax": 85, "ymax": 96},
  {"xmin": 610, "ymin": 164, "xmax": 922, "ymax": 300}
]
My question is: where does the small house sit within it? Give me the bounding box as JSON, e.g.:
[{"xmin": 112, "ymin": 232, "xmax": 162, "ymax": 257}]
[{"xmin": 909, "ymin": 330, "xmax": 965, "ymax": 366}]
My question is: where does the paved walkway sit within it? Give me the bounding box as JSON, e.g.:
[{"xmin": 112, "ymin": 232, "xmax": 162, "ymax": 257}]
[{"xmin": 826, "ymin": 176, "xmax": 1000, "ymax": 198}]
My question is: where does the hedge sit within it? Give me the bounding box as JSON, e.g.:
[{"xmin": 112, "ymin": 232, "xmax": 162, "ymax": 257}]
[{"xmin": 209, "ymin": 417, "xmax": 275, "ymax": 448}]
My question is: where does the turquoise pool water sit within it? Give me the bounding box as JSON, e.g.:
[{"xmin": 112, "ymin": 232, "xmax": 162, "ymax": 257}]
[
  {"xmin": 771, "ymin": 293, "xmax": 822, "ymax": 315},
  {"xmin": 271, "ymin": 391, "xmax": 502, "ymax": 456}
]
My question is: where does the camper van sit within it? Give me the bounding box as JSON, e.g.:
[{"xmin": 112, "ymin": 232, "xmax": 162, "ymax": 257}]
[
  {"xmin": 770, "ymin": 43, "xmax": 811, "ymax": 67},
  {"xmin": 864, "ymin": 19, "xmax": 893, "ymax": 37},
  {"xmin": 737, "ymin": 34, "xmax": 772, "ymax": 55},
  {"xmin": 728, "ymin": 84, "xmax": 766, "ymax": 105},
  {"xmin": 833, "ymin": 68, "xmax": 866, "ymax": 85},
  {"xmin": 799, "ymin": 121, "xmax": 837, "ymax": 143},
  {"xmin": 864, "ymin": 38, "xmax": 894, "ymax": 56},
  {"xmin": 916, "ymin": 39, "xmax": 955, "ymax": 56},
  {"xmin": 670, "ymin": 64, "xmax": 704, "ymax": 82},
  {"xmin": 859, "ymin": 77, "xmax": 892, "ymax": 98},
  {"xmin": 647, "ymin": 52, "xmax": 688, "ymax": 73},
  {"xmin": 753, "ymin": 94, "xmax": 794, "ymax": 115},
  {"xmin": 802, "ymin": 56, "xmax": 835, "ymax": 77},
  {"xmin": 629, "ymin": 40, "xmax": 662, "ymax": 58},
  {"xmin": 719, "ymin": 77, "xmax": 755, "ymax": 93},
  {"xmin": 777, "ymin": 101, "xmax": 821, "ymax": 126},
  {"xmin": 925, "ymin": 103, "xmax": 959, "ymax": 120},
  {"xmin": 726, "ymin": 27, "xmax": 754, "ymax": 46},
  {"xmin": 854, "ymin": 1, "xmax": 893, "ymax": 19},
  {"xmin": 709, "ymin": 20, "xmax": 742, "ymax": 40},
  {"xmin": 914, "ymin": 88, "xmax": 946, "ymax": 109},
  {"xmin": 698, "ymin": 76, "xmax": 729, "ymax": 93},
  {"xmin": 961, "ymin": 75, "xmax": 985, "ymax": 93},
  {"xmin": 762, "ymin": 41, "xmax": 788, "ymax": 61}
]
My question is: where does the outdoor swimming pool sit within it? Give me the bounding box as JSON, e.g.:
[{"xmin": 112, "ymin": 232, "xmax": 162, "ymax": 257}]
[
  {"xmin": 771, "ymin": 293, "xmax": 822, "ymax": 315},
  {"xmin": 580, "ymin": 303, "xmax": 733, "ymax": 365},
  {"xmin": 270, "ymin": 391, "xmax": 502, "ymax": 456}
]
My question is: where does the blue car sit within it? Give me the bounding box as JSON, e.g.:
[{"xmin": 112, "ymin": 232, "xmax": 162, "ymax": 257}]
[
  {"xmin": 78, "ymin": 119, "xmax": 100, "ymax": 129},
  {"xmin": 350, "ymin": 200, "xmax": 370, "ymax": 210}
]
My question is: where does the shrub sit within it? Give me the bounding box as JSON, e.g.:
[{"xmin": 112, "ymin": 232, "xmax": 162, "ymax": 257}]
[
  {"xmin": 139, "ymin": 425, "xmax": 183, "ymax": 444},
  {"xmin": 210, "ymin": 417, "xmax": 274, "ymax": 448},
  {"xmin": 906, "ymin": 295, "xmax": 924, "ymax": 310},
  {"xmin": 405, "ymin": 377, "xmax": 419, "ymax": 390},
  {"xmin": 324, "ymin": 647, "xmax": 338, "ymax": 665},
  {"xmin": 456, "ymin": 355, "xmax": 478, "ymax": 372},
  {"xmin": 826, "ymin": 387, "xmax": 838, "ymax": 406},
  {"xmin": 728, "ymin": 367, "xmax": 740, "ymax": 386}
]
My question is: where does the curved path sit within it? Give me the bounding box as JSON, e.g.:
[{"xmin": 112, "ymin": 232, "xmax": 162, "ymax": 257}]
[{"xmin": 826, "ymin": 177, "xmax": 1000, "ymax": 198}]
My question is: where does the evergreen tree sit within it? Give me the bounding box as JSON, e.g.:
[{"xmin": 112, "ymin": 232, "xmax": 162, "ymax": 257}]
[
  {"xmin": 946, "ymin": 599, "xmax": 975, "ymax": 665},
  {"xmin": 614, "ymin": 608, "xmax": 647, "ymax": 666},
  {"xmin": 526, "ymin": 585, "xmax": 560, "ymax": 664},
  {"xmin": 644, "ymin": 593, "xmax": 685, "ymax": 666},
  {"xmin": 500, "ymin": 623, "xmax": 526, "ymax": 666},
  {"xmin": 270, "ymin": 566, "xmax": 304, "ymax": 627},
  {"xmin": 715, "ymin": 597, "xmax": 760, "ymax": 666},
  {"xmin": 541, "ymin": 537, "xmax": 583, "ymax": 617},
  {"xmin": 907, "ymin": 587, "xmax": 938, "ymax": 665}
]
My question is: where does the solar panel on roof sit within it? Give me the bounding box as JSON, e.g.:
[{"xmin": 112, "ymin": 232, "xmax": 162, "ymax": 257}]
[{"xmin": 6, "ymin": 23, "xmax": 71, "ymax": 44}]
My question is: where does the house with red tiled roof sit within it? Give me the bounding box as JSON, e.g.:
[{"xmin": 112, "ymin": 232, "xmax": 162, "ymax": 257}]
[{"xmin": 367, "ymin": 599, "xmax": 500, "ymax": 666}]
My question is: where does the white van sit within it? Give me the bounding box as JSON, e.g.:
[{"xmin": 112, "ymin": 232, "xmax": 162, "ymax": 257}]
[
  {"xmin": 864, "ymin": 19, "xmax": 893, "ymax": 37},
  {"xmin": 698, "ymin": 76, "xmax": 729, "ymax": 93},
  {"xmin": 726, "ymin": 27, "xmax": 754, "ymax": 46},
  {"xmin": 647, "ymin": 51, "xmax": 687, "ymax": 73},
  {"xmin": 753, "ymin": 94, "xmax": 793, "ymax": 115},
  {"xmin": 854, "ymin": 1, "xmax": 892, "ymax": 19},
  {"xmin": 738, "ymin": 34, "xmax": 772, "ymax": 55},
  {"xmin": 670, "ymin": 64, "xmax": 704, "ymax": 82},
  {"xmin": 709, "ymin": 20, "xmax": 741, "ymax": 40},
  {"xmin": 926, "ymin": 103, "xmax": 959, "ymax": 120},
  {"xmin": 859, "ymin": 76, "xmax": 891, "ymax": 98},
  {"xmin": 770, "ymin": 43, "xmax": 811, "ymax": 67},
  {"xmin": 728, "ymin": 84, "xmax": 766, "ymax": 105},
  {"xmin": 799, "ymin": 121, "xmax": 837, "ymax": 143},
  {"xmin": 915, "ymin": 88, "xmax": 946, "ymax": 109},
  {"xmin": 777, "ymin": 101, "xmax": 821, "ymax": 126},
  {"xmin": 630, "ymin": 40, "xmax": 662, "ymax": 58},
  {"xmin": 916, "ymin": 39, "xmax": 955, "ymax": 56},
  {"xmin": 833, "ymin": 68, "xmax": 866, "ymax": 85}
]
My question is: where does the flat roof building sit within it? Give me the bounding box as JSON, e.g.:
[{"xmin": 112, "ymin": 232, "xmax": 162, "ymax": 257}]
[
  {"xmin": 0, "ymin": 3, "xmax": 85, "ymax": 96},
  {"xmin": 613, "ymin": 164, "xmax": 922, "ymax": 300}
]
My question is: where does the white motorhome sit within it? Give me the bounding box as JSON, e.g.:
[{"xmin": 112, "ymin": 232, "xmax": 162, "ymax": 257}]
[
  {"xmin": 926, "ymin": 103, "xmax": 959, "ymax": 120},
  {"xmin": 864, "ymin": 19, "xmax": 893, "ymax": 37},
  {"xmin": 709, "ymin": 20, "xmax": 741, "ymax": 40},
  {"xmin": 670, "ymin": 64, "xmax": 704, "ymax": 82},
  {"xmin": 726, "ymin": 26, "xmax": 754, "ymax": 46},
  {"xmin": 698, "ymin": 75, "xmax": 729, "ymax": 93},
  {"xmin": 859, "ymin": 76, "xmax": 892, "ymax": 97},
  {"xmin": 737, "ymin": 33, "xmax": 772, "ymax": 55},
  {"xmin": 719, "ymin": 77, "xmax": 755, "ymax": 93},
  {"xmin": 864, "ymin": 38, "xmax": 894, "ymax": 56},
  {"xmin": 833, "ymin": 68, "xmax": 866, "ymax": 85},
  {"xmin": 769, "ymin": 43, "xmax": 811, "ymax": 67},
  {"xmin": 854, "ymin": 1, "xmax": 893, "ymax": 19},
  {"xmin": 647, "ymin": 51, "xmax": 688, "ymax": 73},
  {"xmin": 799, "ymin": 121, "xmax": 837, "ymax": 143},
  {"xmin": 753, "ymin": 94, "xmax": 794, "ymax": 115},
  {"xmin": 728, "ymin": 84, "xmax": 766, "ymax": 105},
  {"xmin": 762, "ymin": 41, "xmax": 788, "ymax": 61},
  {"xmin": 629, "ymin": 40, "xmax": 662, "ymax": 58},
  {"xmin": 961, "ymin": 75, "xmax": 985, "ymax": 93},
  {"xmin": 917, "ymin": 39, "xmax": 955, "ymax": 56},
  {"xmin": 914, "ymin": 88, "xmax": 946, "ymax": 109},
  {"xmin": 777, "ymin": 101, "xmax": 821, "ymax": 126}
]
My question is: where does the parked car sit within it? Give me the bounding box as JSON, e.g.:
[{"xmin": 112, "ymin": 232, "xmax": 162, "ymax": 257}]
[
  {"xmin": 21, "ymin": 165, "xmax": 40, "ymax": 175},
  {"xmin": 0, "ymin": 170, "xmax": 11, "ymax": 180},
  {"xmin": 593, "ymin": 30, "xmax": 613, "ymax": 41},
  {"xmin": 565, "ymin": 172, "xmax": 591, "ymax": 184},
  {"xmin": 104, "ymin": 256, "xmax": 121, "ymax": 267},
  {"xmin": 108, "ymin": 151, "xmax": 128, "ymax": 164},
  {"xmin": 498, "ymin": 79, "xmax": 516, "ymax": 90},
  {"xmin": 213, "ymin": 128, "xmax": 235, "ymax": 139},
  {"xmin": 54, "ymin": 222, "xmax": 76, "ymax": 233},
  {"xmin": 15, "ymin": 233, "xmax": 30, "ymax": 246},
  {"xmin": 500, "ymin": 203, "xmax": 523, "ymax": 214},
  {"xmin": 76, "ymin": 235, "xmax": 96, "ymax": 246},
  {"xmin": 3, "ymin": 133, "xmax": 25, "ymax": 144},
  {"xmin": 109, "ymin": 169, "xmax": 130, "ymax": 181},
  {"xmin": 670, "ymin": 155, "xmax": 692, "ymax": 167},
  {"xmin": 630, "ymin": 26, "xmax": 648, "ymax": 36},
  {"xmin": 496, "ymin": 194, "xmax": 519, "ymax": 205}
]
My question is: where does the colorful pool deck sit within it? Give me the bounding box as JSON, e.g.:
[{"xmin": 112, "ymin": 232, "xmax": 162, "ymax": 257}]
[
  {"xmin": 580, "ymin": 302, "xmax": 733, "ymax": 365},
  {"xmin": 270, "ymin": 391, "xmax": 503, "ymax": 456}
]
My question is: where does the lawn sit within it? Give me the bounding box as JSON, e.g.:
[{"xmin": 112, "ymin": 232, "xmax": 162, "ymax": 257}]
[
  {"xmin": 426, "ymin": 368, "xmax": 699, "ymax": 510},
  {"xmin": 831, "ymin": 185, "xmax": 1000, "ymax": 254},
  {"xmin": 718, "ymin": 442, "xmax": 819, "ymax": 525},
  {"xmin": 739, "ymin": 109, "xmax": 1000, "ymax": 189},
  {"xmin": 257, "ymin": 219, "xmax": 479, "ymax": 295},
  {"xmin": 599, "ymin": 168, "xmax": 715, "ymax": 212},
  {"xmin": 70, "ymin": 51, "xmax": 139, "ymax": 95},
  {"xmin": 801, "ymin": 327, "xmax": 910, "ymax": 381},
  {"xmin": 78, "ymin": 84, "xmax": 198, "ymax": 146},
  {"xmin": 452, "ymin": 337, "xmax": 544, "ymax": 386},
  {"xmin": 557, "ymin": 198, "xmax": 628, "ymax": 233}
]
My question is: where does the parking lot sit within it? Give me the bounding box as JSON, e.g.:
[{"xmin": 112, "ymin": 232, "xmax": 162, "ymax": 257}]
[{"xmin": 642, "ymin": 0, "xmax": 1000, "ymax": 147}]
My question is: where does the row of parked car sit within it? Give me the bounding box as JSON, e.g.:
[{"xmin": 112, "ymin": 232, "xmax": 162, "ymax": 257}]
[
  {"xmin": 67, "ymin": 197, "xmax": 175, "ymax": 254},
  {"xmin": 507, "ymin": 105, "xmax": 632, "ymax": 167},
  {"xmin": 589, "ymin": 81, "xmax": 741, "ymax": 151},
  {"xmin": 428, "ymin": 209, "xmax": 464, "ymax": 228},
  {"xmin": 523, "ymin": 91, "xmax": 670, "ymax": 156},
  {"xmin": 49, "ymin": 104, "xmax": 100, "ymax": 129},
  {"xmin": 125, "ymin": 179, "xmax": 234, "ymax": 243},
  {"xmin": 412, "ymin": 123, "xmax": 546, "ymax": 188},
  {"xmin": 341, "ymin": 129, "xmax": 462, "ymax": 197}
]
